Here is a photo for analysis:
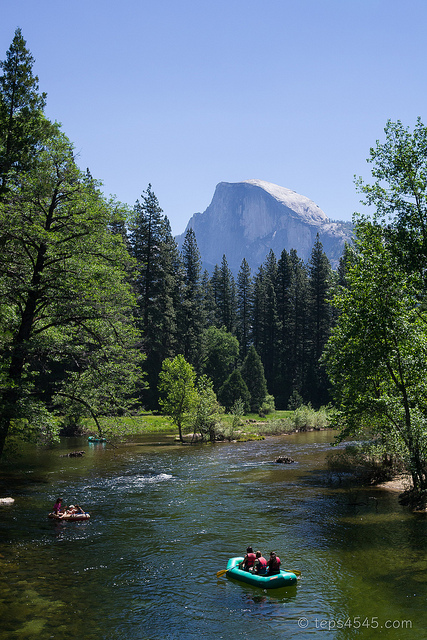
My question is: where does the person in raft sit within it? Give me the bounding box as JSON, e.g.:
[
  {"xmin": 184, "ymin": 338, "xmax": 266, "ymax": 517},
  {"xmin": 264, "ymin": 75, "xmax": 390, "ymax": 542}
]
[
  {"xmin": 253, "ymin": 551, "xmax": 267, "ymax": 575},
  {"xmin": 52, "ymin": 498, "xmax": 63, "ymax": 515},
  {"xmin": 241, "ymin": 546, "xmax": 256, "ymax": 571},
  {"xmin": 64, "ymin": 505, "xmax": 85, "ymax": 516},
  {"xmin": 266, "ymin": 551, "xmax": 281, "ymax": 575}
]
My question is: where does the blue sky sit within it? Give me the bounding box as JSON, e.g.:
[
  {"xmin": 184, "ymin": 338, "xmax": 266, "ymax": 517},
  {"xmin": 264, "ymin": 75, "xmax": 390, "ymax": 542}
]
[{"xmin": 2, "ymin": 0, "xmax": 426, "ymax": 234}]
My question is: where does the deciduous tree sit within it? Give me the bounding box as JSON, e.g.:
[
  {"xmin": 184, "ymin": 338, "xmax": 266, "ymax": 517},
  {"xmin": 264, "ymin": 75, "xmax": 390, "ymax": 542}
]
[
  {"xmin": 0, "ymin": 129, "xmax": 142, "ymax": 455},
  {"xmin": 158, "ymin": 354, "xmax": 198, "ymax": 443}
]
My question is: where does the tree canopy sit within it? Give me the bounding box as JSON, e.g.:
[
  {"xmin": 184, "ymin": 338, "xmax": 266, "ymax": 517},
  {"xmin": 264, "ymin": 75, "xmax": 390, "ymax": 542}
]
[{"xmin": 325, "ymin": 119, "xmax": 427, "ymax": 494}]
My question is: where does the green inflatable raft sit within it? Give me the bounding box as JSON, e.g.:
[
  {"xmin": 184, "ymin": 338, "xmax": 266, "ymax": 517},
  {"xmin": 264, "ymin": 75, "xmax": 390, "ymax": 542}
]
[{"xmin": 226, "ymin": 557, "xmax": 297, "ymax": 589}]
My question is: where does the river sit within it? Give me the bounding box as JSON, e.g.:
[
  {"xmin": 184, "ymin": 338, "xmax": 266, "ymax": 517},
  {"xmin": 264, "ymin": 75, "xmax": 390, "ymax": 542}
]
[{"xmin": 0, "ymin": 430, "xmax": 426, "ymax": 639}]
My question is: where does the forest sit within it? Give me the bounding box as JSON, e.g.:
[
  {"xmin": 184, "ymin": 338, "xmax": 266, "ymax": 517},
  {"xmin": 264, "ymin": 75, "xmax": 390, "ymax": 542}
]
[
  {"xmin": 0, "ymin": 29, "xmax": 336, "ymax": 455},
  {"xmin": 1, "ymin": 29, "xmax": 427, "ymax": 503}
]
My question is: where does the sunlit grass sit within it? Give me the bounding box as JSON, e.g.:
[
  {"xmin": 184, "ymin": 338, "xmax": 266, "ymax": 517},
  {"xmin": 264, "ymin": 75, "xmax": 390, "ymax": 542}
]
[{"xmin": 82, "ymin": 406, "xmax": 330, "ymax": 441}]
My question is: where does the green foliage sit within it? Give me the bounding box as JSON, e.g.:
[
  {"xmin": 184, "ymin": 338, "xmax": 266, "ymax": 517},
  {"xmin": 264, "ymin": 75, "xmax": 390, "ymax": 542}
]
[
  {"xmin": 218, "ymin": 369, "xmax": 251, "ymax": 412},
  {"xmin": 158, "ymin": 354, "xmax": 198, "ymax": 442},
  {"xmin": 0, "ymin": 28, "xmax": 49, "ymax": 190},
  {"xmin": 307, "ymin": 235, "xmax": 332, "ymax": 406},
  {"xmin": 228, "ymin": 398, "xmax": 246, "ymax": 438},
  {"xmin": 178, "ymin": 228, "xmax": 204, "ymax": 368},
  {"xmin": 327, "ymin": 442, "xmax": 405, "ymax": 485},
  {"xmin": 190, "ymin": 374, "xmax": 223, "ymax": 442},
  {"xmin": 356, "ymin": 118, "xmax": 427, "ymax": 277},
  {"xmin": 0, "ymin": 91, "xmax": 143, "ymax": 454},
  {"xmin": 128, "ymin": 184, "xmax": 179, "ymax": 408},
  {"xmin": 292, "ymin": 404, "xmax": 330, "ymax": 430},
  {"xmin": 214, "ymin": 255, "xmax": 237, "ymax": 333},
  {"xmin": 287, "ymin": 389, "xmax": 304, "ymax": 410},
  {"xmin": 259, "ymin": 394, "xmax": 275, "ymax": 415},
  {"xmin": 236, "ymin": 258, "xmax": 253, "ymax": 358},
  {"xmin": 240, "ymin": 345, "xmax": 268, "ymax": 412},
  {"xmin": 325, "ymin": 119, "xmax": 427, "ymax": 492},
  {"xmin": 201, "ymin": 325, "xmax": 239, "ymax": 393}
]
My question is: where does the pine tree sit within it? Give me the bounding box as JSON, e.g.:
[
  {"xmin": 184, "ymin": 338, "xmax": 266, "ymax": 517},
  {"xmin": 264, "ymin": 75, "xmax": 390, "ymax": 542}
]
[
  {"xmin": 215, "ymin": 255, "xmax": 237, "ymax": 333},
  {"xmin": 275, "ymin": 248, "xmax": 294, "ymax": 407},
  {"xmin": 307, "ymin": 235, "xmax": 333, "ymax": 406},
  {"xmin": 218, "ymin": 369, "xmax": 251, "ymax": 412},
  {"xmin": 236, "ymin": 258, "xmax": 253, "ymax": 358},
  {"xmin": 128, "ymin": 185, "xmax": 178, "ymax": 407},
  {"xmin": 289, "ymin": 249, "xmax": 310, "ymax": 403},
  {"xmin": 0, "ymin": 28, "xmax": 49, "ymax": 191},
  {"xmin": 240, "ymin": 345, "xmax": 268, "ymax": 412},
  {"xmin": 178, "ymin": 228, "xmax": 204, "ymax": 369},
  {"xmin": 201, "ymin": 325, "xmax": 239, "ymax": 393},
  {"xmin": 251, "ymin": 251, "xmax": 279, "ymax": 394},
  {"xmin": 200, "ymin": 269, "xmax": 217, "ymax": 327},
  {"xmin": 260, "ymin": 250, "xmax": 279, "ymax": 392}
]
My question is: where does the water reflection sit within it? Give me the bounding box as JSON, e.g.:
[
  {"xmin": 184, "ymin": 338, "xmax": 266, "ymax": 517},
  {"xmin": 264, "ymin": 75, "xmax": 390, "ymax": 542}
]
[{"xmin": 0, "ymin": 431, "xmax": 426, "ymax": 639}]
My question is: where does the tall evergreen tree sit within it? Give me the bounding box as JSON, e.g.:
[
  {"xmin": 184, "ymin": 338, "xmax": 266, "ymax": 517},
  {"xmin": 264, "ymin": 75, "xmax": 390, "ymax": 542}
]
[
  {"xmin": 200, "ymin": 269, "xmax": 217, "ymax": 327},
  {"xmin": 289, "ymin": 249, "xmax": 310, "ymax": 402},
  {"xmin": 240, "ymin": 345, "xmax": 268, "ymax": 413},
  {"xmin": 307, "ymin": 235, "xmax": 333, "ymax": 406},
  {"xmin": 251, "ymin": 251, "xmax": 280, "ymax": 394},
  {"xmin": 260, "ymin": 250, "xmax": 280, "ymax": 392},
  {"xmin": 215, "ymin": 255, "xmax": 237, "ymax": 333},
  {"xmin": 236, "ymin": 258, "xmax": 253, "ymax": 358},
  {"xmin": 201, "ymin": 325, "xmax": 239, "ymax": 393},
  {"xmin": 0, "ymin": 28, "xmax": 49, "ymax": 191},
  {"xmin": 128, "ymin": 185, "xmax": 178, "ymax": 407},
  {"xmin": 275, "ymin": 248, "xmax": 294, "ymax": 407},
  {"xmin": 218, "ymin": 369, "xmax": 251, "ymax": 412},
  {"xmin": 178, "ymin": 228, "xmax": 204, "ymax": 369}
]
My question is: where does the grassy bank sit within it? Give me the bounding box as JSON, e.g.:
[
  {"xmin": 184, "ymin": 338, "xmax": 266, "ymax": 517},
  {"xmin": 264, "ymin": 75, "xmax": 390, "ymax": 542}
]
[{"xmin": 82, "ymin": 404, "xmax": 332, "ymax": 441}]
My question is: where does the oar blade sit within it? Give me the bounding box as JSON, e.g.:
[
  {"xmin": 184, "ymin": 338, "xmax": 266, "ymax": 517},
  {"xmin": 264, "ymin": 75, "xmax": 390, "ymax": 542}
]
[
  {"xmin": 285, "ymin": 568, "xmax": 301, "ymax": 577},
  {"xmin": 216, "ymin": 569, "xmax": 228, "ymax": 577}
]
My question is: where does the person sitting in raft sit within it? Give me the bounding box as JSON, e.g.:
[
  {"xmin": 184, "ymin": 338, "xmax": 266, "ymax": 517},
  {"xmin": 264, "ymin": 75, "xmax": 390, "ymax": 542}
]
[
  {"xmin": 253, "ymin": 551, "xmax": 267, "ymax": 575},
  {"xmin": 266, "ymin": 551, "xmax": 281, "ymax": 575},
  {"xmin": 74, "ymin": 505, "xmax": 86, "ymax": 514},
  {"xmin": 61, "ymin": 504, "xmax": 76, "ymax": 516},
  {"xmin": 52, "ymin": 498, "xmax": 63, "ymax": 515},
  {"xmin": 241, "ymin": 546, "xmax": 256, "ymax": 572}
]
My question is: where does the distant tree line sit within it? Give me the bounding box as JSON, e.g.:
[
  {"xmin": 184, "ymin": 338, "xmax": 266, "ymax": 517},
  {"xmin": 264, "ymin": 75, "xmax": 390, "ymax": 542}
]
[
  {"xmin": 0, "ymin": 29, "xmax": 338, "ymax": 456},
  {"xmin": 128, "ymin": 187, "xmax": 336, "ymax": 412}
]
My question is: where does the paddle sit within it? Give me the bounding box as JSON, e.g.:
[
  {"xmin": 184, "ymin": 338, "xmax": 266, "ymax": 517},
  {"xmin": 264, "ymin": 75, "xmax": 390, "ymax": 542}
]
[{"xmin": 216, "ymin": 567, "xmax": 301, "ymax": 578}]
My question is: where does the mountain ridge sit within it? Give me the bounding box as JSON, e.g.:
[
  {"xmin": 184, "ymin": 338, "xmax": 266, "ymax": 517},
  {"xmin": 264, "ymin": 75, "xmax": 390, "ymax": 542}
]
[{"xmin": 176, "ymin": 180, "xmax": 352, "ymax": 272}]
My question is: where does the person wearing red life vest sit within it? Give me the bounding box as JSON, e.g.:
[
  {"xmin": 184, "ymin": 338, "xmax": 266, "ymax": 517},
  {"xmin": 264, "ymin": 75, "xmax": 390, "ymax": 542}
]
[
  {"xmin": 253, "ymin": 551, "xmax": 267, "ymax": 575},
  {"xmin": 241, "ymin": 546, "xmax": 256, "ymax": 571},
  {"xmin": 266, "ymin": 551, "xmax": 281, "ymax": 575}
]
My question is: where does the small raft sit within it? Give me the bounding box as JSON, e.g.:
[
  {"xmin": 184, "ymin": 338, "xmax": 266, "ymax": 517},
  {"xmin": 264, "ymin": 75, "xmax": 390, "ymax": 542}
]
[
  {"xmin": 88, "ymin": 436, "xmax": 106, "ymax": 443},
  {"xmin": 48, "ymin": 512, "xmax": 90, "ymax": 521},
  {"xmin": 225, "ymin": 557, "xmax": 297, "ymax": 589}
]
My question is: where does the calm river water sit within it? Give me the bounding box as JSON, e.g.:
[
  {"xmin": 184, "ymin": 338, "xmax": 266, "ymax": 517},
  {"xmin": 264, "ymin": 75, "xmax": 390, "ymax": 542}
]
[{"xmin": 0, "ymin": 430, "xmax": 426, "ymax": 640}]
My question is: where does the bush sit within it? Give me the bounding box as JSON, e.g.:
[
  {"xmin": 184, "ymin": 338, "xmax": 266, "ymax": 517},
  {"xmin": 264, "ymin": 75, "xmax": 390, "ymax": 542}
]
[
  {"xmin": 327, "ymin": 441, "xmax": 405, "ymax": 485},
  {"xmin": 293, "ymin": 404, "xmax": 330, "ymax": 430},
  {"xmin": 259, "ymin": 394, "xmax": 275, "ymax": 415}
]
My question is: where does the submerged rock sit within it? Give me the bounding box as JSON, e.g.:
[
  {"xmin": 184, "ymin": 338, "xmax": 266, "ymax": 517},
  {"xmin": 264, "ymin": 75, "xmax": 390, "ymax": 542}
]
[
  {"xmin": 61, "ymin": 451, "xmax": 85, "ymax": 458},
  {"xmin": 275, "ymin": 456, "xmax": 296, "ymax": 464}
]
